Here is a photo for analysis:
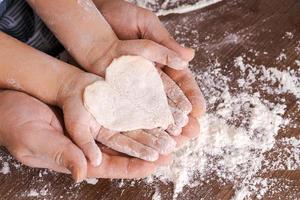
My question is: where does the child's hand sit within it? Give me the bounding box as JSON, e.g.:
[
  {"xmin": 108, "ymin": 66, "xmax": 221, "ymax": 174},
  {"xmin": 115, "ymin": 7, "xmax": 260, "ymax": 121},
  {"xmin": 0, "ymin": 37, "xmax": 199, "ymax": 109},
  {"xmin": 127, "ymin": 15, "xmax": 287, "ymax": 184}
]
[
  {"xmin": 0, "ymin": 90, "xmax": 168, "ymax": 181},
  {"xmin": 93, "ymin": 0, "xmax": 206, "ymax": 145},
  {"xmin": 57, "ymin": 72, "xmax": 176, "ymax": 163}
]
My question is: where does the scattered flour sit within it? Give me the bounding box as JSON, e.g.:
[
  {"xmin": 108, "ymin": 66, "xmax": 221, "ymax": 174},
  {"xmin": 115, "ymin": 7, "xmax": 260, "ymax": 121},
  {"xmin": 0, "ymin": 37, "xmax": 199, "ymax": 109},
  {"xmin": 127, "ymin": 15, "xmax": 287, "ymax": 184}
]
[
  {"xmin": 0, "ymin": 2, "xmax": 299, "ymax": 200},
  {"xmin": 85, "ymin": 178, "xmax": 99, "ymax": 185},
  {"xmin": 152, "ymin": 187, "xmax": 162, "ymax": 200},
  {"xmin": 0, "ymin": 162, "xmax": 10, "ymax": 174},
  {"xmin": 283, "ymin": 32, "xmax": 294, "ymax": 39},
  {"xmin": 148, "ymin": 53, "xmax": 300, "ymax": 199},
  {"xmin": 27, "ymin": 189, "xmax": 40, "ymax": 197},
  {"xmin": 276, "ymin": 52, "xmax": 287, "ymax": 62}
]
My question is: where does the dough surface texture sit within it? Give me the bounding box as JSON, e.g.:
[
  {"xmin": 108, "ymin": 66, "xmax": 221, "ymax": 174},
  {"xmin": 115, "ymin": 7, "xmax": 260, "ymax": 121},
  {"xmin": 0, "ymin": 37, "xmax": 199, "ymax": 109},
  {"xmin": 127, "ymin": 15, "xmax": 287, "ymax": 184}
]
[{"xmin": 84, "ymin": 56, "xmax": 174, "ymax": 131}]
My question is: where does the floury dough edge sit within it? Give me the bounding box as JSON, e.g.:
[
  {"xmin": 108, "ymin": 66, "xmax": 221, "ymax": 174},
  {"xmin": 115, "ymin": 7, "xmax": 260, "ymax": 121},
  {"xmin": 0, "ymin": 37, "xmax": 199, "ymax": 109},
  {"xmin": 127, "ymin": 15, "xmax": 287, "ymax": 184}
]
[{"xmin": 83, "ymin": 56, "xmax": 174, "ymax": 132}]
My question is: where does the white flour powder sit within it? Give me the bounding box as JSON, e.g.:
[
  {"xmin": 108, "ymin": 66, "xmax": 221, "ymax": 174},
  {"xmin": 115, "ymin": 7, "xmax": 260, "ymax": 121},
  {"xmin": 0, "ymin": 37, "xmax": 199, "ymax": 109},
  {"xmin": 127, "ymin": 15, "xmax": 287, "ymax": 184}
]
[
  {"xmin": 146, "ymin": 48, "xmax": 300, "ymax": 199},
  {"xmin": 128, "ymin": 0, "xmax": 222, "ymax": 16},
  {"xmin": 0, "ymin": 161, "xmax": 10, "ymax": 174}
]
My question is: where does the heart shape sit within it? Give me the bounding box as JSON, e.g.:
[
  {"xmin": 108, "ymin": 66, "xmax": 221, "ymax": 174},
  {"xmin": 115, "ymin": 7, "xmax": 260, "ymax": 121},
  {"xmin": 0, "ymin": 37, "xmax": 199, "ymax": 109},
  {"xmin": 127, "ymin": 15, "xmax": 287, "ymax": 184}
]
[{"xmin": 84, "ymin": 56, "xmax": 174, "ymax": 132}]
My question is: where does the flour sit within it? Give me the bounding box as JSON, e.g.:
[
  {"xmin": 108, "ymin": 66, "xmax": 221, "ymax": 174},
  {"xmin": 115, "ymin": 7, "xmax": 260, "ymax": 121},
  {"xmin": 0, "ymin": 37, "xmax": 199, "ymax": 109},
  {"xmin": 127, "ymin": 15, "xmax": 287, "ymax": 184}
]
[
  {"xmin": 152, "ymin": 187, "xmax": 162, "ymax": 200},
  {"xmin": 284, "ymin": 32, "xmax": 294, "ymax": 39},
  {"xmin": 6, "ymin": 78, "xmax": 21, "ymax": 90},
  {"xmin": 85, "ymin": 178, "xmax": 98, "ymax": 185},
  {"xmin": 146, "ymin": 52, "xmax": 300, "ymax": 199},
  {"xmin": 233, "ymin": 56, "xmax": 300, "ymax": 100},
  {"xmin": 276, "ymin": 52, "xmax": 287, "ymax": 62},
  {"xmin": 155, "ymin": 0, "xmax": 222, "ymax": 16},
  {"xmin": 26, "ymin": 188, "xmax": 48, "ymax": 197},
  {"xmin": 128, "ymin": 0, "xmax": 222, "ymax": 16},
  {"xmin": 0, "ymin": 161, "xmax": 10, "ymax": 174}
]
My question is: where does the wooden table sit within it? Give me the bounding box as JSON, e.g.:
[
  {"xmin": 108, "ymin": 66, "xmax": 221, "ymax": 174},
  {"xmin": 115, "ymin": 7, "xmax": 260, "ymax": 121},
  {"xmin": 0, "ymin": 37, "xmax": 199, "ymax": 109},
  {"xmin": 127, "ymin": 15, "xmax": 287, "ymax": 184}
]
[{"xmin": 0, "ymin": 0, "xmax": 300, "ymax": 199}]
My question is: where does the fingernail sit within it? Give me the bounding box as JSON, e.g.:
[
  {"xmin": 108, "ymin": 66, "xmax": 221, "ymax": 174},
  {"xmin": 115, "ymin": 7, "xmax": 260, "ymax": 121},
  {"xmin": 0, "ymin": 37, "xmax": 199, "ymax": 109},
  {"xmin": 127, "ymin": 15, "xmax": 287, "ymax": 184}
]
[
  {"xmin": 184, "ymin": 47, "xmax": 196, "ymax": 61},
  {"xmin": 71, "ymin": 166, "xmax": 84, "ymax": 183},
  {"xmin": 178, "ymin": 100, "xmax": 193, "ymax": 114},
  {"xmin": 143, "ymin": 151, "xmax": 159, "ymax": 162},
  {"xmin": 93, "ymin": 155, "xmax": 102, "ymax": 167},
  {"xmin": 91, "ymin": 149, "xmax": 102, "ymax": 167},
  {"xmin": 169, "ymin": 57, "xmax": 189, "ymax": 70}
]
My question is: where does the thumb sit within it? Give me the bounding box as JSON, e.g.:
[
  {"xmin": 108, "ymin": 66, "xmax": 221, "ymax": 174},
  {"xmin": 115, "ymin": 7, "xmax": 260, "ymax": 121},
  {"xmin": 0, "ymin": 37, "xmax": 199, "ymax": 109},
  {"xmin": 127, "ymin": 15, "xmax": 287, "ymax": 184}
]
[
  {"xmin": 54, "ymin": 139, "xmax": 88, "ymax": 182},
  {"xmin": 12, "ymin": 126, "xmax": 88, "ymax": 182}
]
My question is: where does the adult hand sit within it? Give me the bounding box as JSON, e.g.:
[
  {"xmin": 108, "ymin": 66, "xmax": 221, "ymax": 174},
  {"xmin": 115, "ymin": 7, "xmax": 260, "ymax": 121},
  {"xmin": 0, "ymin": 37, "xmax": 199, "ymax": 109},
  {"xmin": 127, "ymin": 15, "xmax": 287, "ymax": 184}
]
[{"xmin": 0, "ymin": 90, "xmax": 171, "ymax": 181}]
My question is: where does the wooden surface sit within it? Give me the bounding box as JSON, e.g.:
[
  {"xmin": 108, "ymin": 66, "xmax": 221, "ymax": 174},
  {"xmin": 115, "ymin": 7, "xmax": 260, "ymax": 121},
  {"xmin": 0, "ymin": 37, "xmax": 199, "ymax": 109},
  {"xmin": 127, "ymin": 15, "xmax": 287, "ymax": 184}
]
[{"xmin": 0, "ymin": 0, "xmax": 300, "ymax": 199}]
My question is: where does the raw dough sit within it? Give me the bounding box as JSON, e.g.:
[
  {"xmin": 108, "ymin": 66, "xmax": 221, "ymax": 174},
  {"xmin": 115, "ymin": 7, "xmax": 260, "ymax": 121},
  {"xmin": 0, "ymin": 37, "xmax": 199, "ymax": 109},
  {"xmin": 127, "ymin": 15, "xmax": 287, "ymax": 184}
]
[{"xmin": 84, "ymin": 56, "xmax": 174, "ymax": 131}]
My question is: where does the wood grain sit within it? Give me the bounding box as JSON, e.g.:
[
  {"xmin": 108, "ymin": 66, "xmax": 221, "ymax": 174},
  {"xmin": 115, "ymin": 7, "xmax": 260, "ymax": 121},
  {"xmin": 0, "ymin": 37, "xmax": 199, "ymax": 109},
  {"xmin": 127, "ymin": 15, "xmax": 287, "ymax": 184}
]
[{"xmin": 0, "ymin": 0, "xmax": 300, "ymax": 199}]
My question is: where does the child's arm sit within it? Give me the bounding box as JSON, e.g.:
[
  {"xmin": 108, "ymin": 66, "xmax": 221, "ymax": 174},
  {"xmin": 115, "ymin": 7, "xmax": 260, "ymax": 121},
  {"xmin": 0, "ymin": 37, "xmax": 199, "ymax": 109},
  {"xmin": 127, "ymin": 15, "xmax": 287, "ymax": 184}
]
[
  {"xmin": 26, "ymin": 0, "xmax": 189, "ymax": 74},
  {"xmin": 0, "ymin": 32, "xmax": 79, "ymax": 105}
]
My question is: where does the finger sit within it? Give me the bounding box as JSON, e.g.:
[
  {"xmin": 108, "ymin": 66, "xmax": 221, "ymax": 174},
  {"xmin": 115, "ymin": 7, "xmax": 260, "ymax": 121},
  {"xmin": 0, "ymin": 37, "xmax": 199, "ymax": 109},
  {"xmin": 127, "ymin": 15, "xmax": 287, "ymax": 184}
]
[
  {"xmin": 166, "ymin": 124, "xmax": 182, "ymax": 136},
  {"xmin": 87, "ymin": 153, "xmax": 157, "ymax": 179},
  {"xmin": 172, "ymin": 134, "xmax": 189, "ymax": 148},
  {"xmin": 164, "ymin": 68, "xmax": 206, "ymax": 117},
  {"xmin": 66, "ymin": 122, "xmax": 102, "ymax": 167},
  {"xmin": 139, "ymin": 10, "xmax": 195, "ymax": 61},
  {"xmin": 123, "ymin": 129, "xmax": 176, "ymax": 154},
  {"xmin": 160, "ymin": 70, "xmax": 192, "ymax": 114},
  {"xmin": 20, "ymin": 155, "xmax": 70, "ymax": 174},
  {"xmin": 116, "ymin": 39, "xmax": 189, "ymax": 70},
  {"xmin": 181, "ymin": 116, "xmax": 200, "ymax": 139},
  {"xmin": 168, "ymin": 100, "xmax": 189, "ymax": 128},
  {"xmin": 96, "ymin": 128, "xmax": 159, "ymax": 162},
  {"xmin": 166, "ymin": 100, "xmax": 188, "ymax": 136},
  {"xmin": 99, "ymin": 144, "xmax": 172, "ymax": 167},
  {"xmin": 171, "ymin": 116, "xmax": 200, "ymax": 148},
  {"xmin": 153, "ymin": 154, "xmax": 173, "ymax": 166},
  {"xmin": 49, "ymin": 110, "xmax": 64, "ymax": 132}
]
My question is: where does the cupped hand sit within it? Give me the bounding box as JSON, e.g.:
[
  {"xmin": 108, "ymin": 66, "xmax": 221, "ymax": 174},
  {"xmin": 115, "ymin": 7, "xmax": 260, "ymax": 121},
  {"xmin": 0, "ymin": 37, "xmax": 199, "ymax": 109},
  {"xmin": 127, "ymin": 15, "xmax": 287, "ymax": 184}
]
[
  {"xmin": 57, "ymin": 72, "xmax": 176, "ymax": 164},
  {"xmin": 0, "ymin": 90, "xmax": 87, "ymax": 181},
  {"xmin": 93, "ymin": 0, "xmax": 206, "ymax": 144},
  {"xmin": 0, "ymin": 90, "xmax": 171, "ymax": 181}
]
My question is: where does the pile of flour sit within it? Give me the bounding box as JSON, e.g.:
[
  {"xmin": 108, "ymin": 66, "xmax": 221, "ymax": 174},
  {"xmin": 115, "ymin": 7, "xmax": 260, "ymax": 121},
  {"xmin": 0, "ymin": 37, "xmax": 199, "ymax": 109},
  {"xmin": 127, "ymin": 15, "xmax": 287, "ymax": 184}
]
[{"xmin": 146, "ymin": 53, "xmax": 300, "ymax": 199}]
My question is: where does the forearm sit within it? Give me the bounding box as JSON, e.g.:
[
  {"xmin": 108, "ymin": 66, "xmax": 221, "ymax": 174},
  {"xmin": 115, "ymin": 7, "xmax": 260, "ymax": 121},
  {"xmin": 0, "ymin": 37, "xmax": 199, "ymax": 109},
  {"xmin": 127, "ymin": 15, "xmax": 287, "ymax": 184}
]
[
  {"xmin": 0, "ymin": 32, "xmax": 81, "ymax": 105},
  {"xmin": 27, "ymin": 0, "xmax": 118, "ymax": 70}
]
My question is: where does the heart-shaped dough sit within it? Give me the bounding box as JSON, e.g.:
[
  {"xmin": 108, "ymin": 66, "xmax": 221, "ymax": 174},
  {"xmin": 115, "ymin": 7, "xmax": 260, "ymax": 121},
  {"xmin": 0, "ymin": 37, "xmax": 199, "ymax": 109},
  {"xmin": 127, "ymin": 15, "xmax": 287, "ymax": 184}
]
[{"xmin": 84, "ymin": 56, "xmax": 174, "ymax": 131}]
